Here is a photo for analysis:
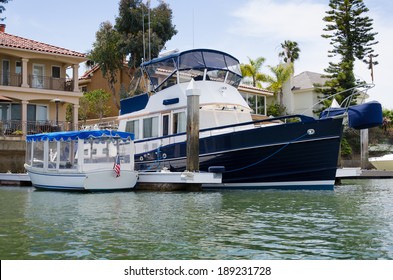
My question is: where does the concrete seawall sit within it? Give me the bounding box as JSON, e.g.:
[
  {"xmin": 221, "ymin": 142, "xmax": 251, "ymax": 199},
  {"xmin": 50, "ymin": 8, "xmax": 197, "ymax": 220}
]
[{"xmin": 0, "ymin": 140, "xmax": 26, "ymax": 173}]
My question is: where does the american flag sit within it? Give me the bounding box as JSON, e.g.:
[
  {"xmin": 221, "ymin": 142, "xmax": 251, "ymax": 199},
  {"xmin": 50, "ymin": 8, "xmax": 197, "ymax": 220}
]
[{"xmin": 113, "ymin": 154, "xmax": 121, "ymax": 177}]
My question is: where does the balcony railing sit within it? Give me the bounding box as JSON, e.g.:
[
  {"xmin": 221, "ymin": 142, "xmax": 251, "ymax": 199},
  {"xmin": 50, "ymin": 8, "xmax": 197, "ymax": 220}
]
[
  {"xmin": 0, "ymin": 71, "xmax": 73, "ymax": 91},
  {"xmin": 0, "ymin": 72, "xmax": 22, "ymax": 87},
  {"xmin": 0, "ymin": 120, "xmax": 73, "ymax": 136},
  {"xmin": 29, "ymin": 75, "xmax": 73, "ymax": 91}
]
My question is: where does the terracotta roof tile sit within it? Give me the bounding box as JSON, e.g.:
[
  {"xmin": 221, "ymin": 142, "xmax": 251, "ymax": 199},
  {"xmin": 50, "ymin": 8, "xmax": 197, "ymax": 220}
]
[
  {"xmin": 239, "ymin": 84, "xmax": 273, "ymax": 94},
  {"xmin": 0, "ymin": 32, "xmax": 85, "ymax": 58},
  {"xmin": 80, "ymin": 64, "xmax": 100, "ymax": 79}
]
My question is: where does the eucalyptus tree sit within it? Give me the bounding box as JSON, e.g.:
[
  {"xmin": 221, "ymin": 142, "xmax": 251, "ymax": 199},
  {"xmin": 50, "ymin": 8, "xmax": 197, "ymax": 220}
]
[
  {"xmin": 88, "ymin": 21, "xmax": 124, "ymax": 110},
  {"xmin": 88, "ymin": 0, "xmax": 177, "ymax": 109},
  {"xmin": 240, "ymin": 57, "xmax": 268, "ymax": 88},
  {"xmin": 279, "ymin": 40, "xmax": 301, "ymax": 64},
  {"xmin": 0, "ymin": 0, "xmax": 11, "ymax": 21},
  {"xmin": 115, "ymin": 0, "xmax": 177, "ymax": 68},
  {"xmin": 321, "ymin": 0, "xmax": 378, "ymax": 99}
]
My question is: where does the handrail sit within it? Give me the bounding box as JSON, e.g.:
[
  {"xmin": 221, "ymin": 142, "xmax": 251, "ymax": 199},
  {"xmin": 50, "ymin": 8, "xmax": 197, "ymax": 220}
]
[
  {"xmin": 301, "ymin": 83, "xmax": 375, "ymax": 116},
  {"xmin": 134, "ymin": 114, "xmax": 313, "ymax": 144}
]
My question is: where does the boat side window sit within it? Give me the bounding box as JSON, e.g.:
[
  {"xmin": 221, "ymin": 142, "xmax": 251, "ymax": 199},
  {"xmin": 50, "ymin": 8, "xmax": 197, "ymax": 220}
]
[
  {"xmin": 125, "ymin": 120, "xmax": 140, "ymax": 140},
  {"xmin": 59, "ymin": 141, "xmax": 76, "ymax": 169},
  {"xmin": 225, "ymin": 71, "xmax": 242, "ymax": 87},
  {"xmin": 145, "ymin": 57, "xmax": 177, "ymax": 92},
  {"xmin": 32, "ymin": 141, "xmax": 44, "ymax": 168},
  {"xmin": 206, "ymin": 69, "xmax": 226, "ymax": 82},
  {"xmin": 173, "ymin": 112, "xmax": 186, "ymax": 134},
  {"xmin": 83, "ymin": 138, "xmax": 117, "ymax": 165},
  {"xmin": 48, "ymin": 141, "xmax": 57, "ymax": 169},
  {"xmin": 143, "ymin": 116, "xmax": 159, "ymax": 138},
  {"xmin": 162, "ymin": 114, "xmax": 169, "ymax": 136}
]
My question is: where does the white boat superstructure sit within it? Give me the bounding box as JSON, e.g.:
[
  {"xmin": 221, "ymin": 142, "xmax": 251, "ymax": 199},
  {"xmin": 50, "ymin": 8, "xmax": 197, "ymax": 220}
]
[
  {"xmin": 24, "ymin": 130, "xmax": 138, "ymax": 191},
  {"xmin": 118, "ymin": 49, "xmax": 255, "ymax": 157}
]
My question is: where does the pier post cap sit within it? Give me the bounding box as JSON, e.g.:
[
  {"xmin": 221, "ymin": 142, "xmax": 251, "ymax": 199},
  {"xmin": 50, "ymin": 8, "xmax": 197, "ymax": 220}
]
[{"xmin": 186, "ymin": 79, "xmax": 201, "ymax": 96}]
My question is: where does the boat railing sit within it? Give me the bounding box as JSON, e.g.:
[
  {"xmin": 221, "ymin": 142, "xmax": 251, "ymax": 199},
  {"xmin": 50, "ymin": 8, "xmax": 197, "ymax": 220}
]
[{"xmin": 301, "ymin": 83, "xmax": 375, "ymax": 117}]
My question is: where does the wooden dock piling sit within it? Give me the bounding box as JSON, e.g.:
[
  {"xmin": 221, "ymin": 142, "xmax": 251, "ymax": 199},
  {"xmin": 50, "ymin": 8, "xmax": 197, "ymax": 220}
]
[{"xmin": 185, "ymin": 79, "xmax": 202, "ymax": 191}]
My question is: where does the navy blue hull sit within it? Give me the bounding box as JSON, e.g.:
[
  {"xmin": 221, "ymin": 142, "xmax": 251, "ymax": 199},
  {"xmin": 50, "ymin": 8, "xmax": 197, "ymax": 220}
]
[{"xmin": 135, "ymin": 117, "xmax": 343, "ymax": 189}]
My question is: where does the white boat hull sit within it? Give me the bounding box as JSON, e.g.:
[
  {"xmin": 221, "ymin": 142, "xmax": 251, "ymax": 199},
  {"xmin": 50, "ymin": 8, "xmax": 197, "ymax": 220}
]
[
  {"xmin": 25, "ymin": 165, "xmax": 138, "ymax": 191},
  {"xmin": 369, "ymin": 154, "xmax": 393, "ymax": 171}
]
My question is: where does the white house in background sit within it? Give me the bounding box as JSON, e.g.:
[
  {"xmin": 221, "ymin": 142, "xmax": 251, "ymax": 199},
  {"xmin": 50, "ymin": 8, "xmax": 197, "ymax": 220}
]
[{"xmin": 283, "ymin": 71, "xmax": 329, "ymax": 117}]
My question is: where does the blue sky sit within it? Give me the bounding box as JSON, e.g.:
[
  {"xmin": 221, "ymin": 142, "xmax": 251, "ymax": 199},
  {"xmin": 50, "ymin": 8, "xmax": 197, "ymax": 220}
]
[{"xmin": 4, "ymin": 0, "xmax": 393, "ymax": 108}]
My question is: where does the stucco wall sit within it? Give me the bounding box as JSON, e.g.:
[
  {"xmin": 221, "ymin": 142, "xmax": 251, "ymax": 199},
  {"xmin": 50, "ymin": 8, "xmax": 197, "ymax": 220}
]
[{"xmin": 0, "ymin": 140, "xmax": 25, "ymax": 173}]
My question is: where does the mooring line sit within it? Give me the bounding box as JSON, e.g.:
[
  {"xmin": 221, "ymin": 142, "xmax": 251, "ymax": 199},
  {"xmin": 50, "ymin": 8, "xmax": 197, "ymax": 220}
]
[{"xmin": 224, "ymin": 132, "xmax": 309, "ymax": 173}]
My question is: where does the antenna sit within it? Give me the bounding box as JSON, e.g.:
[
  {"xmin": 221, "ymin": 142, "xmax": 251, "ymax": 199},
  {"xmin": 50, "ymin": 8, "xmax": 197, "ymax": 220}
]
[
  {"xmin": 192, "ymin": 9, "xmax": 195, "ymax": 48},
  {"xmin": 142, "ymin": 4, "xmax": 145, "ymax": 61},
  {"xmin": 148, "ymin": 0, "xmax": 151, "ymax": 61}
]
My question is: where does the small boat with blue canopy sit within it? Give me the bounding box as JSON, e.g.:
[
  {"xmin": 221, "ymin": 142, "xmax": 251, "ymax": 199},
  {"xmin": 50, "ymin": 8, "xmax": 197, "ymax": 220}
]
[{"xmin": 24, "ymin": 130, "xmax": 138, "ymax": 191}]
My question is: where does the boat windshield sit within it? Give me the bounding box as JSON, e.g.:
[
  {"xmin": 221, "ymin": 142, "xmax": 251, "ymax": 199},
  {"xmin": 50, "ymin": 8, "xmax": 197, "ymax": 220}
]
[{"xmin": 142, "ymin": 49, "xmax": 242, "ymax": 92}]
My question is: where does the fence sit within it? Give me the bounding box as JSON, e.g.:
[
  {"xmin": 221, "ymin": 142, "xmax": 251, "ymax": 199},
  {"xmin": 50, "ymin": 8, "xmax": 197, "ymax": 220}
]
[{"xmin": 0, "ymin": 120, "xmax": 73, "ymax": 136}]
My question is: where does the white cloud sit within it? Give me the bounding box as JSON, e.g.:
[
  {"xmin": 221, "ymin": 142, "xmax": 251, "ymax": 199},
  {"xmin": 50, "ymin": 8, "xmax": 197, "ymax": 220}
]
[{"xmin": 230, "ymin": 0, "xmax": 326, "ymax": 41}]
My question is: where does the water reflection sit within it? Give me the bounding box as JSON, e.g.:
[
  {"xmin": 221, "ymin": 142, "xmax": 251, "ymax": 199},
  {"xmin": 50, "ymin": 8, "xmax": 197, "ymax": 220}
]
[{"xmin": 0, "ymin": 179, "xmax": 393, "ymax": 260}]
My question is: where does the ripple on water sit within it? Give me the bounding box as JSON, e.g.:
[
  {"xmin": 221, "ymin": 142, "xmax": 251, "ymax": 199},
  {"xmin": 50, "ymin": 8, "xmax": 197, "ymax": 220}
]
[{"xmin": 1, "ymin": 181, "xmax": 393, "ymax": 259}]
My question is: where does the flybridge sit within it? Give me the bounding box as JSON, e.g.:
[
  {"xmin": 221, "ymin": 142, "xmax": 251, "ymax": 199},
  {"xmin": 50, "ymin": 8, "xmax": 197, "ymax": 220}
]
[
  {"xmin": 141, "ymin": 48, "xmax": 243, "ymax": 93},
  {"xmin": 120, "ymin": 49, "xmax": 244, "ymax": 115}
]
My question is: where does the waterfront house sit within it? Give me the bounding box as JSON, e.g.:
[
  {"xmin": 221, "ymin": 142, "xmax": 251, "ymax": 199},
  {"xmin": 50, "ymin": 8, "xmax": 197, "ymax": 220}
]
[
  {"xmin": 79, "ymin": 64, "xmax": 132, "ymax": 118},
  {"xmin": 282, "ymin": 71, "xmax": 329, "ymax": 117},
  {"xmin": 0, "ymin": 24, "xmax": 86, "ymax": 139}
]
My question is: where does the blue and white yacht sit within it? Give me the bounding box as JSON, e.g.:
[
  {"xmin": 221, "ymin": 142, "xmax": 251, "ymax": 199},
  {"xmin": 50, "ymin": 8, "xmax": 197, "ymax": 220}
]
[{"xmin": 118, "ymin": 49, "xmax": 382, "ymax": 190}]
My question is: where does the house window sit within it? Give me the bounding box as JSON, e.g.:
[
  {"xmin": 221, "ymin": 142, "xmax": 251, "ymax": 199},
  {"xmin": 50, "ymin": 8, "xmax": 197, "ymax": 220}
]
[
  {"xmin": 52, "ymin": 66, "xmax": 61, "ymax": 78},
  {"xmin": 10, "ymin": 104, "xmax": 21, "ymax": 121},
  {"xmin": 242, "ymin": 93, "xmax": 266, "ymax": 115},
  {"xmin": 0, "ymin": 104, "xmax": 10, "ymax": 121},
  {"xmin": 15, "ymin": 61, "xmax": 22, "ymax": 74},
  {"xmin": 125, "ymin": 119, "xmax": 140, "ymax": 139},
  {"xmin": 2, "ymin": 59, "xmax": 10, "ymax": 85},
  {"xmin": 27, "ymin": 104, "xmax": 48, "ymax": 122},
  {"xmin": 143, "ymin": 116, "xmax": 158, "ymax": 138},
  {"xmin": 32, "ymin": 64, "xmax": 45, "ymax": 88}
]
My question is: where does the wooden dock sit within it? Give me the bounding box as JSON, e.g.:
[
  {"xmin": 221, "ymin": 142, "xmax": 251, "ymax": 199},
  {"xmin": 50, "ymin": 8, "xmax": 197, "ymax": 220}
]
[
  {"xmin": 336, "ymin": 168, "xmax": 393, "ymax": 179},
  {"xmin": 1, "ymin": 168, "xmax": 393, "ymax": 187},
  {"xmin": 0, "ymin": 173, "xmax": 31, "ymax": 186},
  {"xmin": 0, "ymin": 171, "xmax": 222, "ymax": 189}
]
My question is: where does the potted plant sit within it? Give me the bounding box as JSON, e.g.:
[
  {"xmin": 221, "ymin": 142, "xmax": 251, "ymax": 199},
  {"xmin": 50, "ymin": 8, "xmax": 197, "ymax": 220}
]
[{"xmin": 11, "ymin": 130, "xmax": 23, "ymax": 137}]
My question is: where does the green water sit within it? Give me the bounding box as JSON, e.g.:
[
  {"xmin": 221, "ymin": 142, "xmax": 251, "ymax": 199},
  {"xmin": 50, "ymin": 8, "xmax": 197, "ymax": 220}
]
[{"xmin": 1, "ymin": 179, "xmax": 393, "ymax": 260}]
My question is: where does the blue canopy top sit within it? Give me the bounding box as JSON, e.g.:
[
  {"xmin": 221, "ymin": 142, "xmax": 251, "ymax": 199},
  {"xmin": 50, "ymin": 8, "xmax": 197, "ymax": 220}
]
[
  {"xmin": 141, "ymin": 48, "xmax": 241, "ymax": 72},
  {"xmin": 26, "ymin": 130, "xmax": 134, "ymax": 142}
]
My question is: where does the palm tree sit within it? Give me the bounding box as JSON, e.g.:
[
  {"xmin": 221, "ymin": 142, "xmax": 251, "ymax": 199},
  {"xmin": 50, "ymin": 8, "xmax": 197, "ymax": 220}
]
[
  {"xmin": 279, "ymin": 40, "xmax": 301, "ymax": 63},
  {"xmin": 266, "ymin": 63, "xmax": 294, "ymax": 110},
  {"xmin": 240, "ymin": 57, "xmax": 268, "ymax": 87}
]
